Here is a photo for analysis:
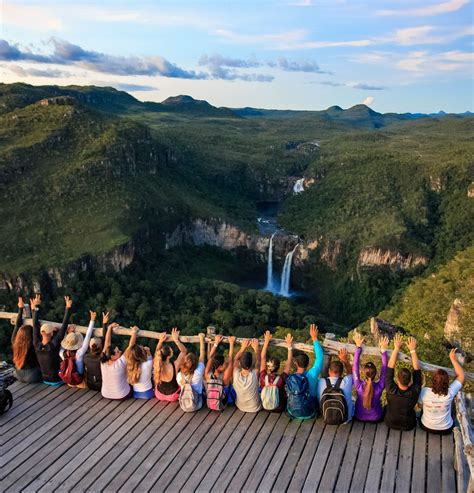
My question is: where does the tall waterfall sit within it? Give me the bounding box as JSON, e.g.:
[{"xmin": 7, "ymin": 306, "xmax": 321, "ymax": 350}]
[
  {"xmin": 265, "ymin": 232, "xmax": 277, "ymax": 292},
  {"xmin": 280, "ymin": 243, "xmax": 299, "ymax": 297},
  {"xmin": 293, "ymin": 178, "xmax": 305, "ymax": 194}
]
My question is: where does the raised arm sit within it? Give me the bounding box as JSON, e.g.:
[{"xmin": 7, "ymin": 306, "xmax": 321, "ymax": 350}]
[
  {"xmin": 11, "ymin": 297, "xmax": 25, "ymax": 344},
  {"xmin": 338, "ymin": 348, "xmax": 352, "ymax": 375},
  {"xmin": 388, "ymin": 333, "xmax": 403, "ymax": 369},
  {"xmin": 307, "ymin": 324, "xmax": 324, "ymax": 380},
  {"xmin": 102, "ymin": 322, "xmax": 118, "ymax": 355},
  {"xmin": 205, "ymin": 335, "xmax": 223, "ymax": 380},
  {"xmin": 223, "ymin": 336, "xmax": 235, "ymax": 386},
  {"xmin": 251, "ymin": 338, "xmax": 260, "ymax": 371},
  {"xmin": 378, "ymin": 336, "xmax": 389, "ymax": 384},
  {"xmin": 79, "ymin": 311, "xmax": 96, "ymax": 357},
  {"xmin": 260, "ymin": 330, "xmax": 271, "ymax": 373},
  {"xmin": 172, "ymin": 328, "xmax": 187, "ymax": 370},
  {"xmin": 198, "ymin": 332, "xmax": 206, "ymax": 364},
  {"xmin": 406, "ymin": 337, "xmax": 420, "ymax": 370},
  {"xmin": 352, "ymin": 331, "xmax": 364, "ymax": 388},
  {"xmin": 101, "ymin": 311, "xmax": 109, "ymax": 340},
  {"xmin": 52, "ymin": 296, "xmax": 72, "ymax": 346},
  {"xmin": 449, "ymin": 348, "xmax": 465, "ymax": 385},
  {"xmin": 30, "ymin": 294, "xmax": 41, "ymax": 345},
  {"xmin": 283, "ymin": 334, "xmax": 293, "ymax": 374},
  {"xmin": 233, "ymin": 339, "xmax": 250, "ymax": 368},
  {"xmin": 128, "ymin": 326, "xmax": 139, "ymax": 349},
  {"xmin": 155, "ymin": 332, "xmax": 167, "ymax": 356}
]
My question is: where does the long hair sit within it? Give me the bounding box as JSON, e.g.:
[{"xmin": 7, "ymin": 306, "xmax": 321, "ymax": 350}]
[
  {"xmin": 13, "ymin": 324, "xmax": 33, "ymax": 370},
  {"xmin": 182, "ymin": 353, "xmax": 198, "ymax": 377},
  {"xmin": 126, "ymin": 344, "xmax": 148, "ymax": 385},
  {"xmin": 432, "ymin": 369, "xmax": 449, "ymax": 396},
  {"xmin": 153, "ymin": 345, "xmax": 172, "ymax": 384},
  {"xmin": 362, "ymin": 362, "xmax": 377, "ymax": 410},
  {"xmin": 208, "ymin": 354, "xmax": 225, "ymax": 376}
]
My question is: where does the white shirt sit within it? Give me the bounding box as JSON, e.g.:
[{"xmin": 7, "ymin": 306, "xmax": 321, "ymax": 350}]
[
  {"xmin": 233, "ymin": 369, "xmax": 262, "ymax": 413},
  {"xmin": 177, "ymin": 362, "xmax": 205, "ymax": 394},
  {"xmin": 133, "ymin": 357, "xmax": 153, "ymax": 392},
  {"xmin": 419, "ymin": 380, "xmax": 462, "ymax": 430},
  {"xmin": 100, "ymin": 355, "xmax": 130, "ymax": 399},
  {"xmin": 317, "ymin": 375, "xmax": 354, "ymax": 421}
]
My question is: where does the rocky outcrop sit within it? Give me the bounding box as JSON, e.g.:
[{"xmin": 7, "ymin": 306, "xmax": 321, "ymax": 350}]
[
  {"xmin": 294, "ymin": 238, "xmax": 342, "ymax": 270},
  {"xmin": 357, "ymin": 247, "xmax": 428, "ymax": 271},
  {"xmin": 0, "ymin": 242, "xmax": 135, "ymax": 292},
  {"xmin": 444, "ymin": 298, "xmax": 463, "ymax": 342},
  {"xmin": 468, "ymin": 182, "xmax": 474, "ymax": 198}
]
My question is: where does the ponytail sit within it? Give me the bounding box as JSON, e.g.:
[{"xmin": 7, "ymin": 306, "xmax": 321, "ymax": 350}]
[
  {"xmin": 154, "ymin": 345, "xmax": 172, "ymax": 385},
  {"xmin": 363, "ymin": 378, "xmax": 374, "ymax": 410}
]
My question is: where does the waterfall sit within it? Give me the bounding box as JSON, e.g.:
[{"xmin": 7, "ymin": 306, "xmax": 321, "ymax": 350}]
[
  {"xmin": 293, "ymin": 178, "xmax": 305, "ymax": 194},
  {"xmin": 265, "ymin": 232, "xmax": 277, "ymax": 292},
  {"xmin": 280, "ymin": 243, "xmax": 299, "ymax": 297}
]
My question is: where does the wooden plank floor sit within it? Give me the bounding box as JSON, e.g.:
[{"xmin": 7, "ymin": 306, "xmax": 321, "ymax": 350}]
[{"xmin": 0, "ymin": 382, "xmax": 457, "ymax": 493}]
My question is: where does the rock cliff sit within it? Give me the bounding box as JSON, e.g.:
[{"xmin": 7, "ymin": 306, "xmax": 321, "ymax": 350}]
[{"xmin": 357, "ymin": 247, "xmax": 428, "ymax": 271}]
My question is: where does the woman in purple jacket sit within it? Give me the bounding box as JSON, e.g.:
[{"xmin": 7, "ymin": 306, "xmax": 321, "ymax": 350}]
[{"xmin": 352, "ymin": 331, "xmax": 389, "ymax": 422}]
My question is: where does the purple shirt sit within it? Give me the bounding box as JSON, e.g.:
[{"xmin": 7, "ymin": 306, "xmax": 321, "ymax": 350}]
[{"xmin": 353, "ymin": 347, "xmax": 388, "ymax": 422}]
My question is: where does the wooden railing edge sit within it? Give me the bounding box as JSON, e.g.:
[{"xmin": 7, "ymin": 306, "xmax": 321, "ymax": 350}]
[
  {"xmin": 455, "ymin": 393, "xmax": 474, "ymax": 492},
  {"xmin": 1, "ymin": 310, "xmax": 473, "ymax": 381}
]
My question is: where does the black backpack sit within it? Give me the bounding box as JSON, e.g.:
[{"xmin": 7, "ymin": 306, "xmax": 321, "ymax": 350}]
[{"xmin": 320, "ymin": 377, "xmax": 348, "ymax": 425}]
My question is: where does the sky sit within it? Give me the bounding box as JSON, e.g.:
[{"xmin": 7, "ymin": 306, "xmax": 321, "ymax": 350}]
[{"xmin": 0, "ymin": 0, "xmax": 473, "ymax": 112}]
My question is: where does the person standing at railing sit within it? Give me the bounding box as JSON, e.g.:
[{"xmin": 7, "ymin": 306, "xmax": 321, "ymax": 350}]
[
  {"xmin": 11, "ymin": 296, "xmax": 41, "ymax": 383},
  {"xmin": 352, "ymin": 331, "xmax": 389, "ymax": 422},
  {"xmin": 384, "ymin": 334, "xmax": 421, "ymax": 431},
  {"xmin": 418, "ymin": 348, "xmax": 465, "ymax": 434},
  {"xmin": 32, "ymin": 294, "xmax": 73, "ymax": 385}
]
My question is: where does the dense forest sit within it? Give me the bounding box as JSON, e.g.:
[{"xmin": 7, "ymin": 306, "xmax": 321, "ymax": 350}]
[{"xmin": 0, "ymin": 83, "xmax": 472, "ymax": 368}]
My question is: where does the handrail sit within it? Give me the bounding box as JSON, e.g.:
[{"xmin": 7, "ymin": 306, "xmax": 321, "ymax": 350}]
[
  {"xmin": 454, "ymin": 393, "xmax": 474, "ymax": 492},
  {"xmin": 1, "ymin": 310, "xmax": 473, "ymax": 381}
]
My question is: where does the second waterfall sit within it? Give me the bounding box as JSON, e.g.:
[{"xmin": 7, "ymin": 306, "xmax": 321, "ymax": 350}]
[{"xmin": 280, "ymin": 243, "xmax": 299, "ymax": 297}]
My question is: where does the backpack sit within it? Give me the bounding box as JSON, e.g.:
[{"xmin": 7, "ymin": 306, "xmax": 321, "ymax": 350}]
[
  {"xmin": 179, "ymin": 376, "xmax": 203, "ymax": 412},
  {"xmin": 206, "ymin": 374, "xmax": 226, "ymax": 411},
  {"xmin": 320, "ymin": 377, "xmax": 348, "ymax": 425},
  {"xmin": 261, "ymin": 375, "xmax": 280, "ymax": 411},
  {"xmin": 285, "ymin": 373, "xmax": 316, "ymax": 419},
  {"xmin": 59, "ymin": 353, "xmax": 83, "ymax": 386}
]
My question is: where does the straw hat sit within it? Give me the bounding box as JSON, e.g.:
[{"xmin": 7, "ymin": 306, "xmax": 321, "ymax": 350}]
[
  {"xmin": 61, "ymin": 332, "xmax": 84, "ymax": 351},
  {"xmin": 40, "ymin": 323, "xmax": 57, "ymax": 334}
]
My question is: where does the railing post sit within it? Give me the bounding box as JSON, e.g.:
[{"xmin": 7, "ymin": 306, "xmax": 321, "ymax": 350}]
[{"xmin": 207, "ymin": 326, "xmax": 216, "ymax": 356}]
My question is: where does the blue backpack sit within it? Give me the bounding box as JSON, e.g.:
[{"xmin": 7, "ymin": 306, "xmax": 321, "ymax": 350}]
[{"xmin": 285, "ymin": 373, "xmax": 316, "ymax": 419}]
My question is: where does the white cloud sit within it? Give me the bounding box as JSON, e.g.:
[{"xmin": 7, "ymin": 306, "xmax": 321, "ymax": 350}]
[
  {"xmin": 363, "ymin": 96, "xmax": 375, "ymax": 105},
  {"xmin": 396, "ymin": 49, "xmax": 474, "ymax": 73},
  {"xmin": 3, "ymin": 1, "xmax": 63, "ymax": 31},
  {"xmin": 377, "ymin": 0, "xmax": 470, "ymax": 17}
]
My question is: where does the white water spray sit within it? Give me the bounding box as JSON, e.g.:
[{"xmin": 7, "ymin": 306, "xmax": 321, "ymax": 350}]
[
  {"xmin": 265, "ymin": 232, "xmax": 277, "ymax": 292},
  {"xmin": 293, "ymin": 178, "xmax": 305, "ymax": 194},
  {"xmin": 280, "ymin": 243, "xmax": 299, "ymax": 297}
]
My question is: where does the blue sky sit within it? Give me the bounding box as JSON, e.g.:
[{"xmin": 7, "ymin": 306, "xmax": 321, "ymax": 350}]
[{"xmin": 1, "ymin": 0, "xmax": 473, "ymax": 112}]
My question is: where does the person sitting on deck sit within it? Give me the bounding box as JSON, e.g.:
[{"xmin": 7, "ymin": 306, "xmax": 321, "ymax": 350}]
[
  {"xmin": 11, "ymin": 296, "xmax": 42, "ymax": 383},
  {"xmin": 100, "ymin": 322, "xmax": 134, "ymax": 400},
  {"xmin": 230, "ymin": 338, "xmax": 262, "ymax": 413},
  {"xmin": 317, "ymin": 348, "xmax": 353, "ymax": 424},
  {"xmin": 125, "ymin": 326, "xmax": 154, "ymax": 399},
  {"xmin": 418, "ymin": 348, "xmax": 465, "ymax": 435},
  {"xmin": 59, "ymin": 310, "xmax": 97, "ymax": 387},
  {"xmin": 352, "ymin": 331, "xmax": 389, "ymax": 422},
  {"xmin": 176, "ymin": 332, "xmax": 206, "ymax": 411},
  {"xmin": 32, "ymin": 294, "xmax": 73, "ymax": 385},
  {"xmin": 83, "ymin": 311, "xmax": 109, "ymax": 391},
  {"xmin": 204, "ymin": 334, "xmax": 235, "ymax": 411},
  {"xmin": 153, "ymin": 328, "xmax": 187, "ymax": 402},
  {"xmin": 285, "ymin": 324, "xmax": 324, "ymax": 419},
  {"xmin": 259, "ymin": 331, "xmax": 293, "ymax": 412},
  {"xmin": 384, "ymin": 334, "xmax": 422, "ymax": 431}
]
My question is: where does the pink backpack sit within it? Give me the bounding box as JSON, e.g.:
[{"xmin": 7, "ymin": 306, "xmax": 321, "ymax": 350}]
[{"xmin": 206, "ymin": 374, "xmax": 226, "ymax": 411}]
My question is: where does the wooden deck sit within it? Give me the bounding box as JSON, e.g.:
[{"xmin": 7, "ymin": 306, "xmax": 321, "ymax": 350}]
[{"xmin": 0, "ymin": 381, "xmax": 457, "ymax": 493}]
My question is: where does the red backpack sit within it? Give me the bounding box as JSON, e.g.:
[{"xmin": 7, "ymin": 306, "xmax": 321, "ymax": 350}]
[{"xmin": 59, "ymin": 352, "xmax": 83, "ymax": 386}]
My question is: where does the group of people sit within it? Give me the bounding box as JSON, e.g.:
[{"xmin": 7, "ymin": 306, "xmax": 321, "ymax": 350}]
[{"xmin": 11, "ymin": 295, "xmax": 465, "ymax": 434}]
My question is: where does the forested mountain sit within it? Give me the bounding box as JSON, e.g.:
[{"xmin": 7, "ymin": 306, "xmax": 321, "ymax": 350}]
[{"xmin": 0, "ymin": 82, "xmax": 472, "ymax": 366}]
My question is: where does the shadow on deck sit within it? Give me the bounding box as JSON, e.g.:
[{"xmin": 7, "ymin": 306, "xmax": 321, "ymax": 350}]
[{"xmin": 0, "ymin": 381, "xmax": 456, "ymax": 492}]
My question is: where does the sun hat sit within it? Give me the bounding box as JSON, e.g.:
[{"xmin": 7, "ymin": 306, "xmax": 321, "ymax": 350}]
[
  {"xmin": 61, "ymin": 332, "xmax": 84, "ymax": 351},
  {"xmin": 40, "ymin": 323, "xmax": 58, "ymax": 334}
]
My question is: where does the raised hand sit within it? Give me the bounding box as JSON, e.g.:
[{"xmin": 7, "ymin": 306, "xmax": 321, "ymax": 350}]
[
  {"xmin": 379, "ymin": 335, "xmax": 389, "ymax": 351},
  {"xmin": 251, "ymin": 338, "xmax": 260, "ymax": 353},
  {"xmin": 309, "ymin": 323, "xmax": 319, "ymax": 342},
  {"xmin": 64, "ymin": 296, "xmax": 73, "ymax": 309},
  {"xmin": 228, "ymin": 336, "xmax": 236, "ymax": 346},
  {"xmin": 30, "ymin": 294, "xmax": 41, "ymax": 309},
  {"xmin": 171, "ymin": 327, "xmax": 180, "ymax": 343},
  {"xmin": 393, "ymin": 333, "xmax": 403, "ymax": 351},
  {"xmin": 18, "ymin": 297, "xmax": 25, "ymax": 309},
  {"xmin": 102, "ymin": 312, "xmax": 110, "ymax": 325},
  {"xmin": 353, "ymin": 331, "xmax": 364, "ymax": 348},
  {"xmin": 240, "ymin": 339, "xmax": 251, "ymax": 350},
  {"xmin": 108, "ymin": 322, "xmax": 119, "ymax": 332},
  {"xmin": 338, "ymin": 348, "xmax": 349, "ymax": 362},
  {"xmin": 406, "ymin": 336, "xmax": 417, "ymax": 352},
  {"xmin": 264, "ymin": 330, "xmax": 272, "ymax": 344},
  {"xmin": 285, "ymin": 333, "xmax": 293, "ymax": 348},
  {"xmin": 131, "ymin": 325, "xmax": 140, "ymax": 333},
  {"xmin": 214, "ymin": 335, "xmax": 223, "ymax": 346},
  {"xmin": 198, "ymin": 332, "xmax": 206, "ymax": 342},
  {"xmin": 158, "ymin": 332, "xmax": 167, "ymax": 343},
  {"xmin": 449, "ymin": 348, "xmax": 458, "ymax": 361},
  {"xmin": 67, "ymin": 324, "xmax": 76, "ymax": 334},
  {"xmin": 89, "ymin": 310, "xmax": 97, "ymax": 322}
]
